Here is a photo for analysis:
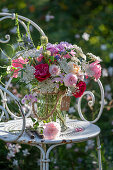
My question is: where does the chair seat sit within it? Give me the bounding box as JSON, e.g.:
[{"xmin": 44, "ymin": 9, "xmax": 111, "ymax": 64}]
[{"xmin": 0, "ymin": 118, "xmax": 100, "ymax": 144}]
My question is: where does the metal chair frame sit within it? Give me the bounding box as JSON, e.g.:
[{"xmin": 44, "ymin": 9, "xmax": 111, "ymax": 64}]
[{"xmin": 0, "ymin": 13, "xmax": 104, "ymax": 170}]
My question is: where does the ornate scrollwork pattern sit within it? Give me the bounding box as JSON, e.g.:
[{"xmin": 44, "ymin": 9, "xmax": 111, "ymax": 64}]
[
  {"xmin": 0, "ymin": 12, "xmax": 45, "ymax": 44},
  {"xmin": 78, "ymin": 79, "xmax": 104, "ymax": 123},
  {"xmin": 0, "ymin": 85, "xmax": 25, "ymax": 142}
]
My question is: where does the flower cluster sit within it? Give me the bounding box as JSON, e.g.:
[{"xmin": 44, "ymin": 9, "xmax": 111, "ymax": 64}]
[
  {"xmin": 21, "ymin": 93, "xmax": 37, "ymax": 104},
  {"xmin": 9, "ymin": 36, "xmax": 102, "ymax": 98}
]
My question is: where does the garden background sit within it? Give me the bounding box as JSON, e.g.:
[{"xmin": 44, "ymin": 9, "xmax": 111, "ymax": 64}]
[{"xmin": 0, "ymin": 0, "xmax": 113, "ymax": 169}]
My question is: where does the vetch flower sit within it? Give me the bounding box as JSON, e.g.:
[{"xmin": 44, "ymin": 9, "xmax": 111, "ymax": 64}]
[
  {"xmin": 22, "ymin": 149, "xmax": 30, "ymax": 156},
  {"xmin": 34, "ymin": 63, "xmax": 51, "ymax": 82},
  {"xmin": 63, "ymin": 73, "xmax": 78, "ymax": 87},
  {"xmin": 43, "ymin": 122, "xmax": 61, "ymax": 140},
  {"xmin": 45, "ymin": 13, "xmax": 54, "ymax": 22},
  {"xmin": 13, "ymin": 159, "xmax": 19, "ymax": 166},
  {"xmin": 49, "ymin": 65, "xmax": 60, "ymax": 76}
]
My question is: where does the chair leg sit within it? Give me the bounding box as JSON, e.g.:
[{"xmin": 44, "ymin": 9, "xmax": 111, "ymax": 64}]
[{"xmin": 96, "ymin": 135, "xmax": 102, "ymax": 170}]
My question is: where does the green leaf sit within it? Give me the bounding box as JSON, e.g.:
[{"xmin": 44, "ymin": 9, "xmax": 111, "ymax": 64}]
[
  {"xmin": 21, "ymin": 70, "xmax": 23, "ymax": 78},
  {"xmin": 34, "ymin": 121, "xmax": 39, "ymax": 126},
  {"xmin": 31, "ymin": 117, "xmax": 36, "ymax": 123},
  {"xmin": 50, "ymin": 56, "xmax": 54, "ymax": 62}
]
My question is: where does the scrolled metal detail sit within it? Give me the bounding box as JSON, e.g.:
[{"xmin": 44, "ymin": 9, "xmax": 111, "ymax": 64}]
[
  {"xmin": 0, "ymin": 85, "xmax": 25, "ymax": 142},
  {"xmin": 0, "ymin": 12, "xmax": 46, "ymax": 44},
  {"xmin": 0, "ymin": 34, "xmax": 10, "ymax": 43},
  {"xmin": 78, "ymin": 79, "xmax": 104, "ymax": 123}
]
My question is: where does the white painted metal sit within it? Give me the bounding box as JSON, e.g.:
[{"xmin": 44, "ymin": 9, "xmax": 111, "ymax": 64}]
[
  {"xmin": 78, "ymin": 79, "xmax": 104, "ymax": 123},
  {"xmin": 0, "ymin": 13, "xmax": 104, "ymax": 170},
  {"xmin": 0, "ymin": 13, "xmax": 45, "ymax": 43},
  {"xmin": 0, "ymin": 118, "xmax": 100, "ymax": 144},
  {"xmin": 97, "ymin": 135, "xmax": 102, "ymax": 170},
  {"xmin": 0, "ymin": 85, "xmax": 25, "ymax": 142}
]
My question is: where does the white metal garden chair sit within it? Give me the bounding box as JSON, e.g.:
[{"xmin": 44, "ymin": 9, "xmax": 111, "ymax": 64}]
[{"xmin": 0, "ymin": 13, "xmax": 104, "ymax": 170}]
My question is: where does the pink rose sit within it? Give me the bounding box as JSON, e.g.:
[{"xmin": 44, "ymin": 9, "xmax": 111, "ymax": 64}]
[
  {"xmin": 87, "ymin": 60, "xmax": 101, "ymax": 80},
  {"xmin": 63, "ymin": 73, "xmax": 78, "ymax": 87},
  {"xmin": 34, "ymin": 63, "xmax": 51, "ymax": 82},
  {"xmin": 49, "ymin": 64, "xmax": 60, "ymax": 76},
  {"xmin": 10, "ymin": 68, "xmax": 20, "ymax": 78},
  {"xmin": 43, "ymin": 122, "xmax": 61, "ymax": 140},
  {"xmin": 12, "ymin": 56, "xmax": 27, "ymax": 68},
  {"xmin": 11, "ymin": 57, "xmax": 27, "ymax": 78}
]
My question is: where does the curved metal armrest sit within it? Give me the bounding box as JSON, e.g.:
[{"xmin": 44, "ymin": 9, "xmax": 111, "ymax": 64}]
[
  {"xmin": 0, "ymin": 85, "xmax": 25, "ymax": 142},
  {"xmin": 78, "ymin": 79, "xmax": 104, "ymax": 123}
]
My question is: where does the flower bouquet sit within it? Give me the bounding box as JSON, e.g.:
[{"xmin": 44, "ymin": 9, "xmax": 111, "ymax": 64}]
[{"xmin": 7, "ymin": 32, "xmax": 102, "ymax": 139}]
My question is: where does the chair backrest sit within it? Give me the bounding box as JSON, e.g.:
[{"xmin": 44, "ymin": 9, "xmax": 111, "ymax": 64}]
[{"xmin": 0, "ymin": 13, "xmax": 105, "ymax": 125}]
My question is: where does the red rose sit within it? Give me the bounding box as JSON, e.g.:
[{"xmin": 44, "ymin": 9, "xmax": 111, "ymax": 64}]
[
  {"xmin": 34, "ymin": 64, "xmax": 51, "ymax": 82},
  {"xmin": 73, "ymin": 81, "xmax": 86, "ymax": 98}
]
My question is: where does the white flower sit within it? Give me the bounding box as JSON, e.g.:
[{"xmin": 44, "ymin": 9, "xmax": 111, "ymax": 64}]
[
  {"xmin": 102, "ymin": 68, "xmax": 108, "ymax": 77},
  {"xmin": 108, "ymin": 67, "xmax": 113, "ymax": 76},
  {"xmin": 15, "ymin": 144, "xmax": 21, "ymax": 153},
  {"xmin": 66, "ymin": 143, "xmax": 73, "ymax": 149},
  {"xmin": 22, "ymin": 149, "xmax": 30, "ymax": 156},
  {"xmin": 92, "ymin": 161, "xmax": 97, "ymax": 165},
  {"xmin": 2, "ymin": 7, "xmax": 9, "ymax": 12},
  {"xmin": 82, "ymin": 32, "xmax": 90, "ymax": 41},
  {"xmin": 109, "ymin": 52, "xmax": 113, "ymax": 60},
  {"xmin": 13, "ymin": 159, "xmax": 18, "ymax": 166},
  {"xmin": 45, "ymin": 13, "xmax": 54, "ymax": 22},
  {"xmin": 20, "ymin": 65, "xmax": 35, "ymax": 84},
  {"xmin": 105, "ymin": 85, "xmax": 111, "ymax": 92},
  {"xmin": 68, "ymin": 62, "xmax": 81, "ymax": 74},
  {"xmin": 58, "ymin": 59, "xmax": 70, "ymax": 74},
  {"xmin": 100, "ymin": 44, "xmax": 107, "ymax": 50},
  {"xmin": 85, "ymin": 140, "xmax": 95, "ymax": 152},
  {"xmin": 87, "ymin": 53, "xmax": 102, "ymax": 62},
  {"xmin": 75, "ymin": 34, "xmax": 80, "ymax": 39},
  {"xmin": 21, "ymin": 48, "xmax": 42, "ymax": 58},
  {"xmin": 7, "ymin": 66, "xmax": 11, "ymax": 74},
  {"xmin": 38, "ymin": 79, "xmax": 58, "ymax": 93},
  {"xmin": 73, "ymin": 45, "xmax": 86, "ymax": 60},
  {"xmin": 73, "ymin": 45, "xmax": 83, "ymax": 53},
  {"xmin": 7, "ymin": 151, "xmax": 15, "ymax": 158}
]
